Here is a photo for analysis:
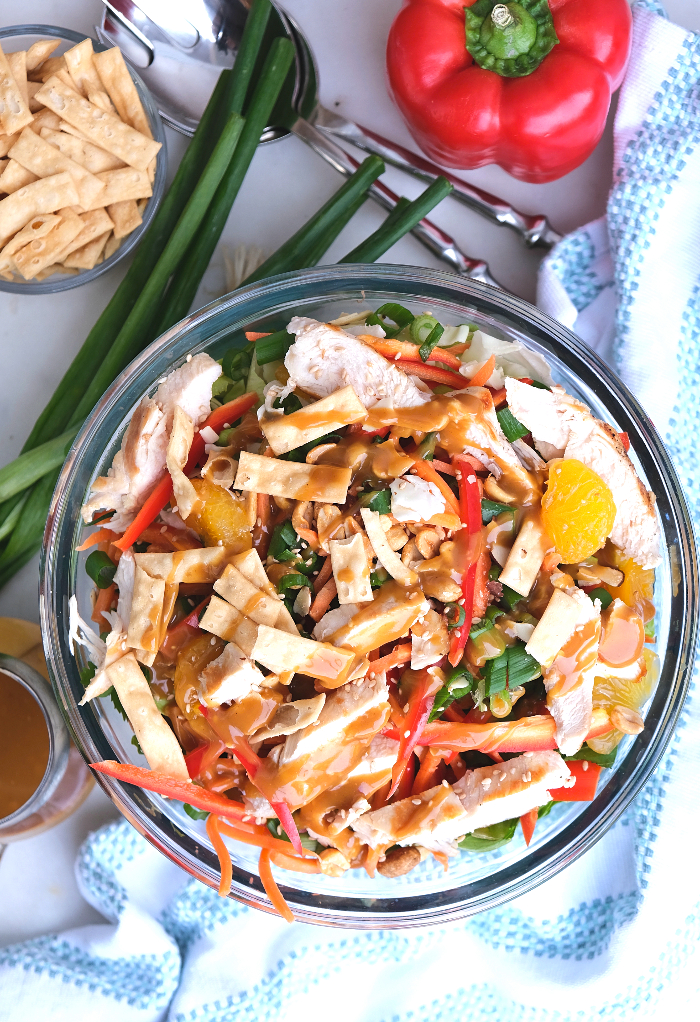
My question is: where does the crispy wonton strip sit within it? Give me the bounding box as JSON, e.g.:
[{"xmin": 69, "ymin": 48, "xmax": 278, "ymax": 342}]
[
  {"xmin": 234, "ymin": 451, "xmax": 351, "ymax": 504},
  {"xmin": 166, "ymin": 406, "xmax": 198, "ymax": 520},
  {"xmin": 106, "ymin": 653, "xmax": 189, "ymax": 778}
]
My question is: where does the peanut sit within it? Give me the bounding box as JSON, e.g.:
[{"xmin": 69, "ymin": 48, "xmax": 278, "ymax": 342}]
[
  {"xmin": 610, "ymin": 704, "xmax": 644, "ymax": 735},
  {"xmin": 377, "ymin": 846, "xmax": 422, "ymax": 878}
]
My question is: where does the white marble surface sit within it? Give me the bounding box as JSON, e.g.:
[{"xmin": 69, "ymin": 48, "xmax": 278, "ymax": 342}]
[{"xmin": 0, "ymin": 0, "xmax": 696, "ymax": 958}]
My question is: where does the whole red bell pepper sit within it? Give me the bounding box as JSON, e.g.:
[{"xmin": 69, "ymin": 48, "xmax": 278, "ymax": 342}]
[{"xmin": 386, "ymin": 0, "xmax": 632, "ymax": 183}]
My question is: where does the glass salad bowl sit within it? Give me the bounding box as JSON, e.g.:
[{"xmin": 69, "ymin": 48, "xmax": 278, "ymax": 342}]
[{"xmin": 40, "ymin": 264, "xmax": 698, "ymax": 927}]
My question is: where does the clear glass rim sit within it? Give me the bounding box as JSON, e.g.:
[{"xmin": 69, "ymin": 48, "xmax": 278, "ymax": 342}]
[
  {"xmin": 40, "ymin": 264, "xmax": 699, "ymax": 927},
  {"xmin": 0, "ymin": 24, "xmax": 167, "ymax": 294}
]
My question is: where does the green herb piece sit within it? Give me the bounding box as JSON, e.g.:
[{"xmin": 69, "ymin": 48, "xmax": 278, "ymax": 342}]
[
  {"xmin": 644, "ymin": 618, "xmax": 655, "ymax": 641},
  {"xmin": 80, "ymin": 662, "xmax": 96, "ymax": 688},
  {"xmin": 481, "ymin": 498, "xmax": 515, "ymax": 524},
  {"xmin": 277, "ymin": 573, "xmax": 308, "ymax": 593},
  {"xmin": 530, "ymin": 380, "xmax": 552, "ymax": 391},
  {"xmin": 588, "ymin": 586, "xmax": 613, "ymax": 609},
  {"xmin": 267, "ymin": 818, "xmax": 319, "ymax": 850},
  {"xmin": 184, "ymin": 803, "xmax": 210, "ymax": 820},
  {"xmin": 269, "ymin": 520, "xmax": 298, "ymax": 561},
  {"xmin": 131, "ymin": 734, "xmax": 144, "ymax": 755},
  {"xmin": 488, "ymin": 564, "xmax": 501, "ymax": 581},
  {"xmin": 496, "ymin": 406, "xmax": 529, "ymax": 442},
  {"xmin": 419, "ymin": 323, "xmax": 445, "ymax": 362},
  {"xmin": 85, "ymin": 550, "xmax": 117, "ymax": 589},
  {"xmin": 359, "ymin": 488, "xmax": 392, "ymax": 514},
  {"xmin": 444, "ymin": 602, "xmax": 466, "ymax": 630},
  {"xmin": 222, "ymin": 345, "xmax": 254, "ymax": 382},
  {"xmin": 429, "ymin": 669, "xmax": 475, "ymax": 721},
  {"xmin": 154, "ymin": 695, "xmax": 170, "ymax": 712},
  {"xmin": 566, "ymin": 745, "xmax": 618, "ymax": 768},
  {"xmin": 370, "ymin": 568, "xmax": 389, "ymax": 589},
  {"xmin": 458, "ymin": 817, "xmax": 518, "ymax": 852},
  {"xmin": 284, "ymin": 431, "xmax": 342, "ymax": 463},
  {"xmin": 415, "ymin": 432, "xmax": 437, "ymax": 461},
  {"xmin": 211, "ymin": 375, "xmax": 234, "ymax": 398},
  {"xmin": 500, "ymin": 583, "xmax": 524, "ymax": 611},
  {"xmin": 410, "ymin": 313, "xmax": 440, "ymax": 345},
  {"xmin": 340, "ymin": 176, "xmax": 453, "ymax": 263},
  {"xmin": 273, "ymin": 392, "xmax": 303, "ymax": 415}
]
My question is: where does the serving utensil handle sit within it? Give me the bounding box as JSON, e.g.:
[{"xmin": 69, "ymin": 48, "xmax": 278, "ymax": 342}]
[
  {"xmin": 291, "ymin": 117, "xmax": 501, "ymax": 288},
  {"xmin": 313, "ymin": 114, "xmax": 562, "ymax": 249}
]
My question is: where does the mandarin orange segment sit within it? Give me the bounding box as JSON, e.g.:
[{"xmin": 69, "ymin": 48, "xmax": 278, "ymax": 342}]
[
  {"xmin": 588, "ymin": 649, "xmax": 659, "ymax": 754},
  {"xmin": 184, "ymin": 477, "xmax": 252, "ymax": 551},
  {"xmin": 598, "ymin": 542, "xmax": 655, "ymax": 611},
  {"xmin": 541, "ymin": 459, "xmax": 616, "ymax": 563}
]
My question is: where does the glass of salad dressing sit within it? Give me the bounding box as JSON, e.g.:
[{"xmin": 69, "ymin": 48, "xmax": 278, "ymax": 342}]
[{"xmin": 0, "ymin": 633, "xmax": 92, "ymax": 849}]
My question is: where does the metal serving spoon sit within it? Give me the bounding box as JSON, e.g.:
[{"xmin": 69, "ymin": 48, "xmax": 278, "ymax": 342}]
[
  {"xmin": 97, "ymin": 0, "xmax": 502, "ymax": 285},
  {"xmin": 97, "ymin": 0, "xmax": 560, "ymax": 249}
]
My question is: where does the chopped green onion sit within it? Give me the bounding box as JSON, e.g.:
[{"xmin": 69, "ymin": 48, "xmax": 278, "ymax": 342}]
[
  {"xmin": 588, "ymin": 587, "xmax": 613, "ymax": 609},
  {"xmin": 504, "ymin": 643, "xmax": 541, "ymax": 688},
  {"xmin": 370, "ymin": 568, "xmax": 389, "ymax": 589},
  {"xmin": 277, "ymin": 573, "xmax": 308, "ymax": 593},
  {"xmin": 295, "ymin": 550, "xmax": 319, "ymax": 576},
  {"xmin": 222, "ymin": 346, "xmax": 254, "ymax": 381},
  {"xmin": 429, "ymin": 666, "xmax": 475, "ymax": 721},
  {"xmin": 85, "ymin": 550, "xmax": 117, "ymax": 589},
  {"xmin": 359, "ymin": 489, "xmax": 392, "ymax": 514},
  {"xmin": 419, "ymin": 323, "xmax": 445, "ymax": 362},
  {"xmin": 496, "ymin": 406, "xmax": 529, "ymax": 442},
  {"xmin": 444, "ymin": 602, "xmax": 466, "ymax": 630},
  {"xmin": 481, "ymin": 498, "xmax": 515, "ymax": 524},
  {"xmin": 183, "ymin": 803, "xmax": 210, "ymax": 820},
  {"xmin": 415, "ymin": 432, "xmax": 437, "ymax": 461},
  {"xmin": 375, "ymin": 303, "xmax": 415, "ymax": 330},
  {"xmin": 530, "ymin": 380, "xmax": 552, "ymax": 391},
  {"xmin": 410, "ymin": 313, "xmax": 439, "ymax": 345},
  {"xmin": 500, "ymin": 583, "xmax": 524, "ymax": 611},
  {"xmin": 566, "ymin": 745, "xmax": 618, "ymax": 768},
  {"xmin": 482, "ymin": 653, "xmax": 508, "ymax": 697},
  {"xmin": 267, "ymin": 818, "xmax": 319, "ymax": 850},
  {"xmin": 488, "ymin": 564, "xmax": 501, "ymax": 581},
  {"xmin": 255, "ymin": 329, "xmax": 293, "ymax": 365}
]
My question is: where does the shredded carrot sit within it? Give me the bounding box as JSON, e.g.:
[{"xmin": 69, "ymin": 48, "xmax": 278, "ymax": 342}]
[
  {"xmin": 363, "ymin": 846, "xmax": 384, "ymax": 879},
  {"xmin": 259, "ymin": 848, "xmax": 294, "ymax": 923},
  {"xmin": 431, "ymin": 850, "xmax": 450, "ymax": 872},
  {"xmin": 114, "ymin": 474, "xmax": 173, "ymax": 551},
  {"xmin": 490, "ymin": 386, "xmax": 507, "ymax": 407},
  {"xmin": 393, "ymin": 751, "xmax": 417, "ymax": 802},
  {"xmin": 245, "ymin": 331, "xmax": 271, "ymax": 341},
  {"xmin": 270, "ymin": 850, "xmax": 321, "ymax": 874},
  {"xmin": 454, "ymin": 452, "xmax": 485, "ymax": 474},
  {"xmin": 206, "ymin": 814, "xmax": 233, "ymax": 897},
  {"xmin": 411, "ymin": 459, "xmax": 461, "ymax": 518},
  {"xmin": 542, "ymin": 550, "xmax": 561, "ymax": 571},
  {"xmin": 312, "ymin": 554, "xmax": 333, "ymax": 594},
  {"xmin": 309, "ymin": 577, "xmax": 337, "ymax": 621},
  {"xmin": 91, "ymin": 582, "xmax": 116, "ymax": 629},
  {"xmin": 443, "ymin": 704, "xmax": 468, "ymax": 724},
  {"xmin": 368, "ymin": 643, "xmax": 412, "ymax": 676},
  {"xmin": 359, "ymin": 334, "xmax": 463, "ymax": 370},
  {"xmin": 411, "ymin": 747, "xmax": 444, "ymax": 795},
  {"xmin": 430, "ymin": 458, "xmax": 456, "ymax": 476},
  {"xmin": 138, "ymin": 523, "xmax": 202, "ymax": 551},
  {"xmin": 467, "ymin": 354, "xmax": 496, "ymax": 388},
  {"xmin": 295, "ymin": 523, "xmax": 320, "ymax": 551},
  {"xmin": 76, "ymin": 527, "xmax": 118, "ymax": 551}
]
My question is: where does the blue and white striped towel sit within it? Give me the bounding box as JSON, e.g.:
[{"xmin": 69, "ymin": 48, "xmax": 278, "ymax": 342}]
[{"xmin": 1, "ymin": 2, "xmax": 699, "ymax": 1019}]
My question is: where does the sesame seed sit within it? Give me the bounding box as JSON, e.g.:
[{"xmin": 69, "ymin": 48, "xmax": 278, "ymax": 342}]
[
  {"xmin": 412, "ymin": 799, "xmax": 422, "ymax": 805},
  {"xmin": 582, "ymin": 760, "xmax": 589, "ymax": 771},
  {"xmin": 186, "ymin": 354, "xmax": 192, "ymax": 362},
  {"xmin": 442, "ymin": 779, "xmax": 449, "ymax": 788},
  {"xmin": 404, "ymin": 729, "xmax": 411, "ymax": 738}
]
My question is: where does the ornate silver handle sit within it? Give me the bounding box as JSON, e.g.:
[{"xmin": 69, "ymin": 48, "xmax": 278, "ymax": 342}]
[
  {"xmin": 291, "ymin": 117, "xmax": 501, "ymax": 288},
  {"xmin": 312, "ymin": 111, "xmax": 562, "ymax": 249}
]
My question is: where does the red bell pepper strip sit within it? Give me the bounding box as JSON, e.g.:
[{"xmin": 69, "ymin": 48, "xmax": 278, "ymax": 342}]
[
  {"xmin": 411, "ymin": 747, "xmax": 444, "ymax": 795},
  {"xmin": 396, "ymin": 359, "xmax": 469, "ymax": 390},
  {"xmin": 618, "ymin": 431, "xmax": 630, "ymax": 452},
  {"xmin": 386, "ymin": 0, "xmax": 632, "ymax": 183},
  {"xmin": 90, "ymin": 760, "xmax": 254, "ymax": 821},
  {"xmin": 368, "ymin": 643, "xmax": 412, "ymax": 676},
  {"xmin": 465, "ymin": 355, "xmax": 496, "ymax": 389},
  {"xmin": 388, "ymin": 669, "xmax": 439, "ymax": 798},
  {"xmin": 382, "ymin": 707, "xmax": 611, "ymax": 754},
  {"xmin": 520, "ymin": 807, "xmax": 538, "ymax": 847},
  {"xmin": 550, "ymin": 759, "xmax": 602, "ymax": 801},
  {"xmin": 114, "ymin": 392, "xmax": 259, "ymax": 551}
]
